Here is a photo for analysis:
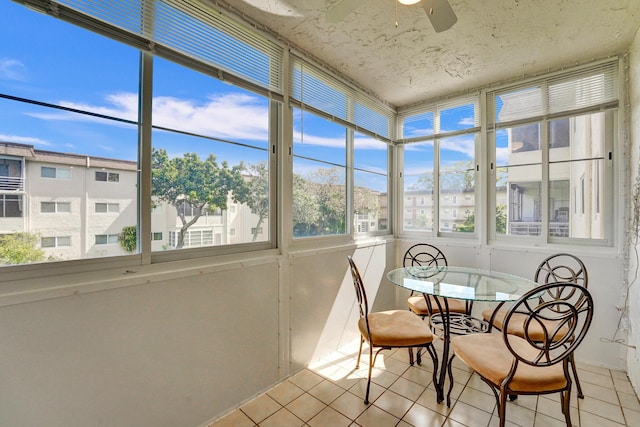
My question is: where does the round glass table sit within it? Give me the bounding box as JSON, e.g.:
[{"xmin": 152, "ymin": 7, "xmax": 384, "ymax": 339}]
[{"xmin": 387, "ymin": 265, "xmax": 539, "ymax": 404}]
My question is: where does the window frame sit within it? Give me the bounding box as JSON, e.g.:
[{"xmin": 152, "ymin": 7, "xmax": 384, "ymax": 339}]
[
  {"xmin": 487, "ymin": 60, "xmax": 618, "ymax": 246},
  {"xmin": 397, "ymin": 96, "xmax": 480, "ymax": 239}
]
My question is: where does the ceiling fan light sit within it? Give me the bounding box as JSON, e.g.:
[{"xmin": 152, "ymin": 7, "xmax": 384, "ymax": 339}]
[{"xmin": 398, "ymin": 0, "xmax": 421, "ymax": 5}]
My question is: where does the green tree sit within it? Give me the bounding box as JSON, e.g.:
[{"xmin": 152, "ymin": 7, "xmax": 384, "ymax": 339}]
[
  {"xmin": 457, "ymin": 212, "xmax": 475, "ymax": 233},
  {"xmin": 293, "ymin": 167, "xmax": 346, "ymax": 237},
  {"xmin": 118, "ymin": 226, "xmax": 137, "ymax": 253},
  {"xmin": 0, "ymin": 232, "xmax": 46, "ymax": 265},
  {"xmin": 457, "ymin": 205, "xmax": 507, "ymax": 233},
  {"xmin": 496, "ymin": 204, "xmax": 507, "ymax": 234},
  {"xmin": 151, "ymin": 148, "xmax": 249, "ymax": 249},
  {"xmin": 440, "ymin": 160, "xmax": 474, "ymax": 192},
  {"xmin": 293, "ymin": 174, "xmax": 320, "ymax": 237},
  {"xmin": 243, "ymin": 162, "xmax": 269, "ymax": 242}
]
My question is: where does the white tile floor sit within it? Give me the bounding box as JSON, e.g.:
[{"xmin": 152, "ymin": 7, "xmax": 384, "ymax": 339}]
[{"xmin": 210, "ymin": 339, "xmax": 640, "ymax": 426}]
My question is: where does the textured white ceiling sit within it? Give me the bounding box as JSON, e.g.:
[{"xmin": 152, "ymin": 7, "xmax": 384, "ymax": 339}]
[{"xmin": 219, "ymin": 0, "xmax": 640, "ymax": 107}]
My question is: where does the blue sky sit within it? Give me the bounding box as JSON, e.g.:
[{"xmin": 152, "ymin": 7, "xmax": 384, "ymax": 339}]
[{"xmin": 0, "ymin": 0, "xmax": 485, "ymax": 193}]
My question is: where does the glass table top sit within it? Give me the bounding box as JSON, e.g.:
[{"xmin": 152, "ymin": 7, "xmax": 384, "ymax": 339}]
[{"xmin": 387, "ymin": 266, "xmax": 539, "ymax": 302}]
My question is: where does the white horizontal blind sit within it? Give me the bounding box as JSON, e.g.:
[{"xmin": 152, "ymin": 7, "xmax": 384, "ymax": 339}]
[
  {"xmin": 290, "ymin": 56, "xmax": 394, "ymax": 141},
  {"xmin": 491, "ymin": 60, "xmax": 618, "ymax": 126},
  {"xmin": 18, "ymin": 0, "xmax": 283, "ymax": 94}
]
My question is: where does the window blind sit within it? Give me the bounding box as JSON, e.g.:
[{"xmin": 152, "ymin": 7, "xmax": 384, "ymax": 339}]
[
  {"xmin": 17, "ymin": 0, "xmax": 283, "ymax": 96},
  {"xmin": 490, "ymin": 59, "xmax": 618, "ymax": 126},
  {"xmin": 290, "ymin": 56, "xmax": 394, "ymax": 142}
]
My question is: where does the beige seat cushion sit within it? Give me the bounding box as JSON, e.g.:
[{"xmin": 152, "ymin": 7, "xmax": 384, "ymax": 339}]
[
  {"xmin": 481, "ymin": 308, "xmax": 569, "ymax": 342},
  {"xmin": 451, "ymin": 333, "xmax": 567, "ymax": 393},
  {"xmin": 408, "ymin": 295, "xmax": 467, "ymax": 315},
  {"xmin": 359, "ymin": 310, "xmax": 433, "ymax": 347}
]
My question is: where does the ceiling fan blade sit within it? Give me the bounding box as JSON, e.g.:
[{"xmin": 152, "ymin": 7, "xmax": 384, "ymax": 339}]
[
  {"xmin": 422, "ymin": 0, "xmax": 457, "ymax": 33},
  {"xmin": 326, "ymin": 0, "xmax": 367, "ymax": 23}
]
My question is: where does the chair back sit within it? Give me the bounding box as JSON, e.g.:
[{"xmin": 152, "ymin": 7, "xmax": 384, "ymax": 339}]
[
  {"xmin": 403, "ymin": 243, "xmax": 448, "ymax": 268},
  {"xmin": 503, "ymin": 282, "xmax": 593, "ymax": 367},
  {"xmin": 534, "ymin": 253, "xmax": 588, "ymax": 288},
  {"xmin": 347, "ymin": 255, "xmax": 369, "ymax": 319}
]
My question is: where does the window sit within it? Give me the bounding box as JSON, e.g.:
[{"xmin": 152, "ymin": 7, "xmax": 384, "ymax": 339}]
[
  {"xmin": 41, "ymin": 236, "xmax": 71, "ymax": 248},
  {"xmin": 41, "ymin": 202, "xmax": 71, "ymax": 213},
  {"xmin": 290, "ymin": 56, "xmax": 392, "ymax": 238},
  {"xmin": 168, "ymin": 230, "xmax": 214, "ymax": 248},
  {"xmin": 354, "ymin": 131, "xmax": 388, "ymax": 234},
  {"xmin": 152, "ymin": 232, "xmax": 163, "ymax": 241},
  {"xmin": 95, "ymin": 234, "xmax": 119, "ymax": 245},
  {"xmin": 0, "ymin": 1, "xmax": 140, "ymax": 267},
  {"xmin": 151, "ymin": 56, "xmax": 272, "ymax": 252},
  {"xmin": 95, "ymin": 171, "xmax": 120, "ymax": 182},
  {"xmin": 293, "ymin": 109, "xmax": 347, "ymax": 238},
  {"xmin": 1, "ymin": 194, "xmax": 22, "ymax": 217},
  {"xmin": 41, "ymin": 167, "xmax": 71, "ymax": 179},
  {"xmin": 402, "ymin": 99, "xmax": 479, "ymax": 235},
  {"xmin": 95, "ymin": 203, "xmax": 120, "ymax": 213},
  {"xmin": 490, "ymin": 60, "xmax": 617, "ymax": 243}
]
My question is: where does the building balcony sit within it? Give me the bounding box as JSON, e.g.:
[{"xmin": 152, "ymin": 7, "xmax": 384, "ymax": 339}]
[
  {"xmin": 0, "ymin": 175, "xmax": 25, "ymax": 191},
  {"xmin": 508, "ymin": 221, "xmax": 569, "ymax": 237}
]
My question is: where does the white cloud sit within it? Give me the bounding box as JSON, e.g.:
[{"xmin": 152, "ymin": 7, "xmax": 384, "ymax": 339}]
[
  {"xmin": 0, "ymin": 58, "xmax": 26, "ymax": 81},
  {"xmin": 0, "ymin": 133, "xmax": 50, "ymax": 146},
  {"xmin": 28, "ymin": 91, "xmax": 271, "ymax": 142},
  {"xmin": 459, "ymin": 117, "xmax": 475, "ymax": 126}
]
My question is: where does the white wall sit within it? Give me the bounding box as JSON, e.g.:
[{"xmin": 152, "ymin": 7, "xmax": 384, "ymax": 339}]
[
  {"xmin": 627, "ymin": 27, "xmax": 640, "ymax": 394},
  {"xmin": 0, "ymin": 231, "xmax": 634, "ymax": 426},
  {"xmin": 0, "ymin": 258, "xmax": 281, "ymax": 427}
]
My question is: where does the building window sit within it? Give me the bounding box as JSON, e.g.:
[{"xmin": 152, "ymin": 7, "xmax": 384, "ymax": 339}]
[
  {"xmin": 41, "ymin": 236, "xmax": 71, "ymax": 248},
  {"xmin": 41, "ymin": 201, "xmax": 71, "ymax": 213},
  {"xmin": 95, "ymin": 171, "xmax": 119, "ymax": 182},
  {"xmin": 251, "ymin": 227, "xmax": 263, "ymax": 235},
  {"xmin": 95, "ymin": 203, "xmax": 120, "ymax": 213},
  {"xmin": 41, "ymin": 166, "xmax": 70, "ymax": 179},
  {"xmin": 1, "ymin": 194, "xmax": 22, "ymax": 217},
  {"xmin": 95, "ymin": 234, "xmax": 119, "ymax": 245},
  {"xmin": 152, "ymin": 232, "xmax": 163, "ymax": 241}
]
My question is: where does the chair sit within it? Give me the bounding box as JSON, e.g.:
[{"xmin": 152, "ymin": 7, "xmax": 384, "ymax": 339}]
[
  {"xmin": 449, "ymin": 282, "xmax": 594, "ymax": 427},
  {"xmin": 404, "ymin": 243, "xmax": 470, "ymax": 317},
  {"xmin": 481, "ymin": 253, "xmax": 588, "ymax": 397},
  {"xmin": 347, "ymin": 255, "xmax": 438, "ymax": 404}
]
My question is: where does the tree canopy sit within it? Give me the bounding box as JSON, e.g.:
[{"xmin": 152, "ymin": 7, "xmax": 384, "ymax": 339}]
[
  {"xmin": 151, "ymin": 148, "xmax": 248, "ymax": 248},
  {"xmin": 0, "ymin": 232, "xmax": 47, "ymax": 265}
]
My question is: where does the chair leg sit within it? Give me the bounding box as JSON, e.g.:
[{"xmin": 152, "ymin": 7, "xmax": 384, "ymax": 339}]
[
  {"xmin": 561, "ymin": 387, "xmax": 573, "ymax": 426},
  {"xmin": 570, "ymin": 355, "xmax": 584, "ymax": 398},
  {"xmin": 365, "ymin": 345, "xmax": 373, "ymax": 404},
  {"xmin": 497, "ymin": 387, "xmax": 508, "ymax": 427},
  {"xmin": 408, "ymin": 347, "xmax": 414, "ymax": 365},
  {"xmin": 356, "ymin": 336, "xmax": 364, "ymax": 369}
]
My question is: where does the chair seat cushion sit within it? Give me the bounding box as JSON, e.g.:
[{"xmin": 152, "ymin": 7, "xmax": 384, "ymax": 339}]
[
  {"xmin": 359, "ymin": 310, "xmax": 433, "ymax": 347},
  {"xmin": 408, "ymin": 295, "xmax": 467, "ymax": 315},
  {"xmin": 451, "ymin": 333, "xmax": 567, "ymax": 393},
  {"xmin": 481, "ymin": 308, "xmax": 570, "ymax": 341}
]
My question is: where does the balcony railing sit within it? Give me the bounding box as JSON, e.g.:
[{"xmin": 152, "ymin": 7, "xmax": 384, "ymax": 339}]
[
  {"xmin": 508, "ymin": 221, "xmax": 569, "ymax": 237},
  {"xmin": 0, "ymin": 176, "xmax": 24, "ymax": 191}
]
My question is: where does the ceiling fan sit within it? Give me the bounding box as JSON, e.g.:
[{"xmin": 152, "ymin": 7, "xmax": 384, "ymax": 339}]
[{"xmin": 326, "ymin": 0, "xmax": 457, "ymax": 33}]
